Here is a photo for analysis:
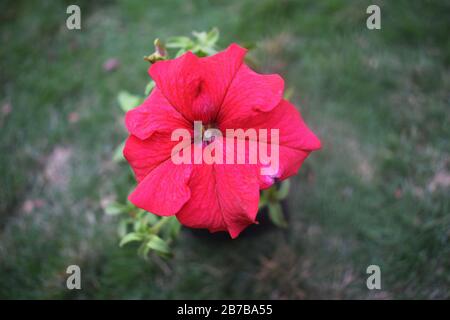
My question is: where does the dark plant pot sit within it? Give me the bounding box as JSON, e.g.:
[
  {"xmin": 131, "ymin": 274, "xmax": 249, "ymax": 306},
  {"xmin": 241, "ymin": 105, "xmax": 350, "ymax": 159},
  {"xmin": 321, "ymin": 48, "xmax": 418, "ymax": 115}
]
[{"xmin": 188, "ymin": 200, "xmax": 290, "ymax": 242}]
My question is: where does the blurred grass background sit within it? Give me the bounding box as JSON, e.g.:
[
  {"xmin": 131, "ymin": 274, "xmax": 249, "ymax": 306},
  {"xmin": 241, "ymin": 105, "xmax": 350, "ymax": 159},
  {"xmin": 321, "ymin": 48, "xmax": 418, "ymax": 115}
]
[{"xmin": 0, "ymin": 0, "xmax": 449, "ymax": 299}]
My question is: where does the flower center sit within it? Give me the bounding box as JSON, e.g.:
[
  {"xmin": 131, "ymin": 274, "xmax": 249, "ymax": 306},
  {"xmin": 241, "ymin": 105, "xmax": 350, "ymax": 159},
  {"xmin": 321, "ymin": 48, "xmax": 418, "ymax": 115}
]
[
  {"xmin": 193, "ymin": 121, "xmax": 221, "ymax": 145},
  {"xmin": 202, "ymin": 122, "xmax": 220, "ymax": 144},
  {"xmin": 203, "ymin": 122, "xmax": 217, "ymax": 132}
]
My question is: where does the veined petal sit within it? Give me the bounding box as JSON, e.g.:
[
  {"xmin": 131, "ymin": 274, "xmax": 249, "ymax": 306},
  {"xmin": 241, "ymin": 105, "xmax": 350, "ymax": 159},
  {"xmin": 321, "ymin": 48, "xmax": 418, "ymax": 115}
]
[
  {"xmin": 218, "ymin": 64, "xmax": 284, "ymax": 125},
  {"xmin": 176, "ymin": 138, "xmax": 260, "ymax": 238},
  {"xmin": 123, "ymin": 132, "xmax": 192, "ymax": 183},
  {"xmin": 125, "ymin": 87, "xmax": 190, "ymax": 140},
  {"xmin": 175, "ymin": 163, "xmax": 226, "ymax": 233},
  {"xmin": 149, "ymin": 43, "xmax": 246, "ymax": 123},
  {"xmin": 220, "ymin": 99, "xmax": 321, "ymax": 187},
  {"xmin": 128, "ymin": 159, "xmax": 192, "ymax": 216},
  {"xmin": 215, "ymin": 161, "xmax": 260, "ymax": 238}
]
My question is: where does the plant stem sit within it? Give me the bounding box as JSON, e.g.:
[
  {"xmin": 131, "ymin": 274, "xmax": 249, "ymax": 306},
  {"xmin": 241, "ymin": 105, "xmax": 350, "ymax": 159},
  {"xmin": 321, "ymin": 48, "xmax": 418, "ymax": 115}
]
[{"xmin": 150, "ymin": 216, "xmax": 171, "ymax": 234}]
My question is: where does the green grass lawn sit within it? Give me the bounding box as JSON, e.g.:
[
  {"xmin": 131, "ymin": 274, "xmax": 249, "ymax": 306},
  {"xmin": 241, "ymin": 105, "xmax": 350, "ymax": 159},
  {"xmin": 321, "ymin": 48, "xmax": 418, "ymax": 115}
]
[{"xmin": 0, "ymin": 0, "xmax": 449, "ymax": 299}]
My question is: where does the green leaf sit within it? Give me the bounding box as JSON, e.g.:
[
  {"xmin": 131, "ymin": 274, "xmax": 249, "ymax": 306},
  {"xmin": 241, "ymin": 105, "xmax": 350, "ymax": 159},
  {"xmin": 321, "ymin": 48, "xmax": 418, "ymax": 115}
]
[
  {"xmin": 119, "ymin": 232, "xmax": 143, "ymax": 247},
  {"xmin": 135, "ymin": 209, "xmax": 147, "ymax": 220},
  {"xmin": 192, "ymin": 31, "xmax": 208, "ymax": 44},
  {"xmin": 138, "ymin": 242, "xmax": 151, "ymax": 260},
  {"xmin": 133, "ymin": 218, "xmax": 143, "ymax": 232},
  {"xmin": 146, "ymin": 235, "xmax": 171, "ymax": 255},
  {"xmin": 166, "ymin": 36, "xmax": 193, "ymax": 49},
  {"xmin": 200, "ymin": 46, "xmax": 217, "ymax": 56},
  {"xmin": 144, "ymin": 81, "xmax": 155, "ymax": 96},
  {"xmin": 206, "ymin": 27, "xmax": 219, "ymax": 45},
  {"xmin": 145, "ymin": 211, "xmax": 160, "ymax": 225},
  {"xmin": 167, "ymin": 217, "xmax": 182, "ymax": 239},
  {"xmin": 276, "ymin": 179, "xmax": 291, "ymax": 200},
  {"xmin": 283, "ymin": 87, "xmax": 294, "ymax": 100},
  {"xmin": 104, "ymin": 202, "xmax": 125, "ymax": 216},
  {"xmin": 268, "ymin": 202, "xmax": 288, "ymax": 228},
  {"xmin": 117, "ymin": 91, "xmax": 142, "ymax": 112},
  {"xmin": 175, "ymin": 48, "xmax": 187, "ymax": 57},
  {"xmin": 112, "ymin": 141, "xmax": 125, "ymax": 163},
  {"xmin": 117, "ymin": 218, "xmax": 130, "ymax": 238}
]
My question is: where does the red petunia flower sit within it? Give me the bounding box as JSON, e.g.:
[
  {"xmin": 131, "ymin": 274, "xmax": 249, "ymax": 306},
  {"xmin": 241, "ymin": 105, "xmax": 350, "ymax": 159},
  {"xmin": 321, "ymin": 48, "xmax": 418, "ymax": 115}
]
[{"xmin": 124, "ymin": 44, "xmax": 321, "ymax": 238}]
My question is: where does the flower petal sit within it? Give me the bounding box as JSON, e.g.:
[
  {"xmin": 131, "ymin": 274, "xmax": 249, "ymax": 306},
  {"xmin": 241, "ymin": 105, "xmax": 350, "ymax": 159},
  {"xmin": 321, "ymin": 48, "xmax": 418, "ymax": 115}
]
[
  {"xmin": 123, "ymin": 132, "xmax": 192, "ymax": 183},
  {"xmin": 128, "ymin": 159, "xmax": 192, "ymax": 216},
  {"xmin": 149, "ymin": 43, "xmax": 246, "ymax": 122},
  {"xmin": 176, "ymin": 139, "xmax": 260, "ymax": 238},
  {"xmin": 175, "ymin": 163, "xmax": 226, "ymax": 232},
  {"xmin": 215, "ymin": 161, "xmax": 260, "ymax": 238},
  {"xmin": 218, "ymin": 64, "xmax": 284, "ymax": 125},
  {"xmin": 220, "ymin": 99, "xmax": 321, "ymax": 188},
  {"xmin": 125, "ymin": 87, "xmax": 190, "ymax": 140}
]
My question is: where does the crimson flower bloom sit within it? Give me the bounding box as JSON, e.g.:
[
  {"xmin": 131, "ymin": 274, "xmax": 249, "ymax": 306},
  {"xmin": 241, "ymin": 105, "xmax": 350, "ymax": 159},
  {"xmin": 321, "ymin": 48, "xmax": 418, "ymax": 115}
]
[{"xmin": 124, "ymin": 44, "xmax": 321, "ymax": 238}]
